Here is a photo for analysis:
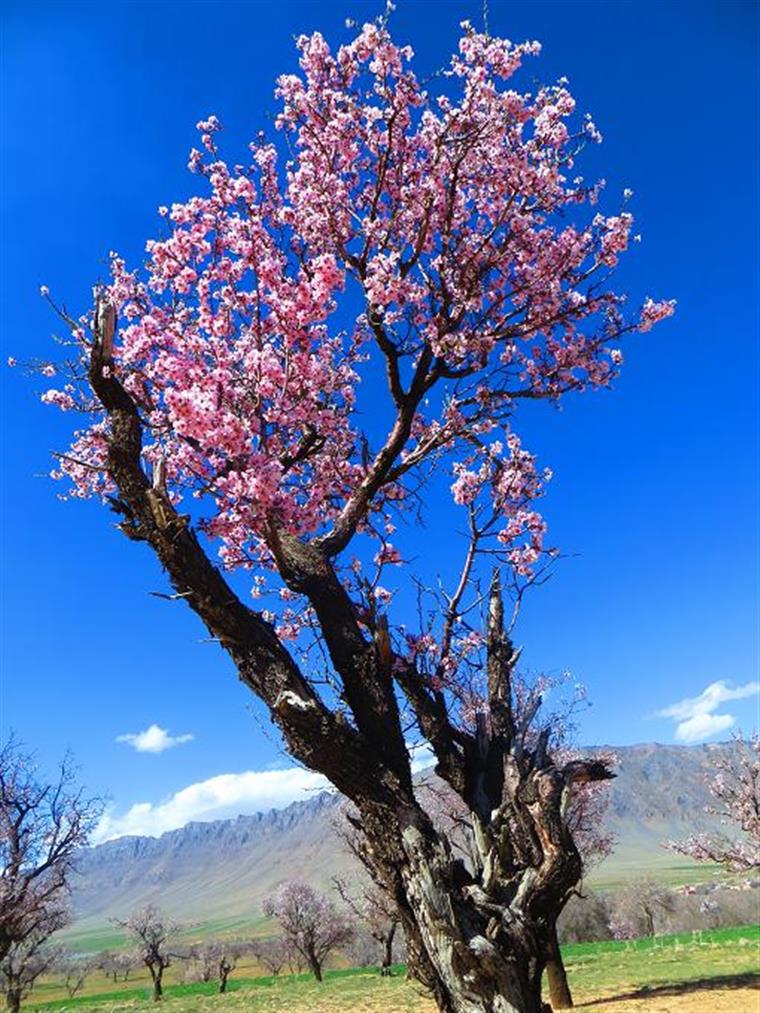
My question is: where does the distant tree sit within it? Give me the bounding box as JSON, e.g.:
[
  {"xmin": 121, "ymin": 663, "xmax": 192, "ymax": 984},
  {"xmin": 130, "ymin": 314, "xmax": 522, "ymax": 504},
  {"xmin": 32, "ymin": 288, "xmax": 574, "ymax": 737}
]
[
  {"xmin": 213, "ymin": 942, "xmax": 243, "ymax": 994},
  {"xmin": 0, "ymin": 939, "xmax": 61, "ymax": 1013},
  {"xmin": 190, "ymin": 941, "xmax": 244, "ymax": 994},
  {"xmin": 249, "ymin": 936, "xmax": 292, "ymax": 977},
  {"xmin": 666, "ymin": 733, "xmax": 760, "ymax": 872},
  {"xmin": 608, "ymin": 878, "xmax": 675, "ymax": 939},
  {"xmin": 0, "ymin": 738, "xmax": 101, "ymax": 1013},
  {"xmin": 56, "ymin": 955, "xmax": 92, "ymax": 999},
  {"xmin": 96, "ymin": 949, "xmax": 137, "ymax": 983},
  {"xmin": 263, "ymin": 880, "xmax": 352, "ymax": 982},
  {"xmin": 333, "ymin": 876, "xmax": 399, "ymax": 975},
  {"xmin": 557, "ymin": 891, "xmax": 612, "ymax": 945},
  {"xmin": 114, "ymin": 905, "xmax": 178, "ymax": 1001},
  {"xmin": 183, "ymin": 944, "xmax": 215, "ymax": 984}
]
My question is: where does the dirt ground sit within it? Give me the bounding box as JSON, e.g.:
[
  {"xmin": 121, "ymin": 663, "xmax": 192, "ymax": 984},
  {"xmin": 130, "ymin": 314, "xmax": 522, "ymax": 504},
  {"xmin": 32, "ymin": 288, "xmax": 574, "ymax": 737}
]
[
  {"xmin": 233, "ymin": 982, "xmax": 760, "ymax": 1013},
  {"xmin": 572, "ymin": 983, "xmax": 759, "ymax": 1013}
]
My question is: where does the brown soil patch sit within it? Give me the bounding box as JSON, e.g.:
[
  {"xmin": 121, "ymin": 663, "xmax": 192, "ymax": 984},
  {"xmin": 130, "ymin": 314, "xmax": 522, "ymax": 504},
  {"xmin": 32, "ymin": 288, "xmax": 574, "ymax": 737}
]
[
  {"xmin": 574, "ymin": 980, "xmax": 759, "ymax": 1013},
  {"xmin": 244, "ymin": 983, "xmax": 760, "ymax": 1013}
]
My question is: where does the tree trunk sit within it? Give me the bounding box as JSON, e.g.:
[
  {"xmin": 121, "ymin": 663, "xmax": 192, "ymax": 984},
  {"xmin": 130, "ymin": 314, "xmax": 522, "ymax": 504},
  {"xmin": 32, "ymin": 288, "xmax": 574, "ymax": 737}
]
[
  {"xmin": 86, "ymin": 349, "xmax": 614, "ymax": 1013},
  {"xmin": 545, "ymin": 923, "xmax": 573, "ymax": 1009},
  {"xmin": 150, "ymin": 968, "xmax": 163, "ymax": 1002},
  {"xmin": 394, "ymin": 823, "xmax": 547, "ymax": 1013},
  {"xmin": 307, "ymin": 954, "xmax": 323, "ymax": 983},
  {"xmin": 381, "ymin": 922, "xmax": 397, "ymax": 976},
  {"xmin": 5, "ymin": 988, "xmax": 21, "ymax": 1013}
]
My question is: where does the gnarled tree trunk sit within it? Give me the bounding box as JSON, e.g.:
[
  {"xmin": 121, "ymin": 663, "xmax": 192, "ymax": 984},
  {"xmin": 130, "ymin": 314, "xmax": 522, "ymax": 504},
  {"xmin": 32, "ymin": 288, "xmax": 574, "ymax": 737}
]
[{"xmin": 83, "ymin": 310, "xmax": 614, "ymax": 1013}]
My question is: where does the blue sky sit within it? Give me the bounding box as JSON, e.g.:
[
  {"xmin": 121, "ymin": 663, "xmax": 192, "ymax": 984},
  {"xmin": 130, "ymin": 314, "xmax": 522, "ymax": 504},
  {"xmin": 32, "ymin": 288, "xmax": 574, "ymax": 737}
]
[{"xmin": 1, "ymin": 0, "xmax": 758, "ymax": 840}]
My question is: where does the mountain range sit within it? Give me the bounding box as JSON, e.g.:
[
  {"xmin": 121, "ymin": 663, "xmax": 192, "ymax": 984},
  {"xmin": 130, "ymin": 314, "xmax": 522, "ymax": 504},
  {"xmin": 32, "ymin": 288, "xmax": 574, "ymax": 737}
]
[{"xmin": 67, "ymin": 741, "xmax": 732, "ymax": 942}]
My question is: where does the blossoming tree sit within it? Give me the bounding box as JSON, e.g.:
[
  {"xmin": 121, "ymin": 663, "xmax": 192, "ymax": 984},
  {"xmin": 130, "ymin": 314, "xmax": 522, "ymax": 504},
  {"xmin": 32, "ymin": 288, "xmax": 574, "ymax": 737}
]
[
  {"xmin": 28, "ymin": 15, "xmax": 672, "ymax": 1013},
  {"xmin": 666, "ymin": 733, "xmax": 759, "ymax": 872}
]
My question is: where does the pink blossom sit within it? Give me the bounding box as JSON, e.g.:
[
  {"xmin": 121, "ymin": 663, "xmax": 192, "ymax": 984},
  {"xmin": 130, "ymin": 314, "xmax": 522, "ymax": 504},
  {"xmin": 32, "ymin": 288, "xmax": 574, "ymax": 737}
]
[
  {"xmin": 30, "ymin": 18, "xmax": 671, "ymax": 600},
  {"xmin": 639, "ymin": 297, "xmax": 677, "ymax": 332}
]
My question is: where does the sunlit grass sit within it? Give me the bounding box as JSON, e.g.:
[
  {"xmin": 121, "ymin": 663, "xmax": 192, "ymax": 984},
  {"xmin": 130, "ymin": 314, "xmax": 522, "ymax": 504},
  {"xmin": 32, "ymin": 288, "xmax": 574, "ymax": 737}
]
[{"xmin": 26, "ymin": 924, "xmax": 760, "ymax": 1013}]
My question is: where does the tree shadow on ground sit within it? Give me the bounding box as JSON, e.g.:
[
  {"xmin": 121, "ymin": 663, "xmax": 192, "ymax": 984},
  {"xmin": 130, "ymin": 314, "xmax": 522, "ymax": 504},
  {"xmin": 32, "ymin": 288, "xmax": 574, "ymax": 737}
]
[{"xmin": 576, "ymin": 972, "xmax": 760, "ymax": 1007}]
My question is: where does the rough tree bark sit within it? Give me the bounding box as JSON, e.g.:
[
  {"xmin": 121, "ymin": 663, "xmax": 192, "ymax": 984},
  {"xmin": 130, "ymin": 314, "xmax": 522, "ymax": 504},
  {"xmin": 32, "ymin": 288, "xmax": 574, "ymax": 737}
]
[{"xmin": 81, "ymin": 304, "xmax": 613, "ymax": 1013}]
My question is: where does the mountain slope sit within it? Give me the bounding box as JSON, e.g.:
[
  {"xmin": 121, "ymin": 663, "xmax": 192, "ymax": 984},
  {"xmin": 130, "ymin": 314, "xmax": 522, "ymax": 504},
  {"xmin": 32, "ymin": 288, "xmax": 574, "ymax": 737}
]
[{"xmin": 68, "ymin": 742, "xmax": 734, "ymax": 937}]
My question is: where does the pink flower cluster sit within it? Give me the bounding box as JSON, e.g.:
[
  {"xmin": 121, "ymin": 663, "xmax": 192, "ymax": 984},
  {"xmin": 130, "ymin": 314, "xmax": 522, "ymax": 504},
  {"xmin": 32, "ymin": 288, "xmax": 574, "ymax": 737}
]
[
  {"xmin": 451, "ymin": 434, "xmax": 549, "ymax": 575},
  {"xmin": 38, "ymin": 17, "xmax": 673, "ymax": 595},
  {"xmin": 638, "ymin": 297, "xmax": 677, "ymax": 332}
]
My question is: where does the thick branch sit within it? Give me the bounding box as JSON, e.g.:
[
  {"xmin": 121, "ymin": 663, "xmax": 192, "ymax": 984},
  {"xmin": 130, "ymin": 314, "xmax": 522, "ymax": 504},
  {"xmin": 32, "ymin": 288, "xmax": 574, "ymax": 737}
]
[{"xmin": 86, "ymin": 308, "xmax": 391, "ymax": 804}]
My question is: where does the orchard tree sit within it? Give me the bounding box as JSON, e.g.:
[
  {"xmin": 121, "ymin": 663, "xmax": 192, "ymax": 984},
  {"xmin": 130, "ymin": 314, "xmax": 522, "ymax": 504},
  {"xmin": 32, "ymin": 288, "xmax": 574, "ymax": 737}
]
[
  {"xmin": 0, "ymin": 739, "xmax": 101, "ymax": 1013},
  {"xmin": 96, "ymin": 950, "xmax": 137, "ymax": 983},
  {"xmin": 24, "ymin": 13, "xmax": 673, "ymax": 1013},
  {"xmin": 263, "ymin": 880, "xmax": 353, "ymax": 982},
  {"xmin": 333, "ymin": 876, "xmax": 400, "ymax": 975},
  {"xmin": 666, "ymin": 733, "xmax": 760, "ymax": 872},
  {"xmin": 193, "ymin": 941, "xmax": 245, "ymax": 993},
  {"xmin": 114, "ymin": 906, "xmax": 178, "ymax": 1001},
  {"xmin": 249, "ymin": 936, "xmax": 294, "ymax": 977},
  {"xmin": 608, "ymin": 878, "xmax": 675, "ymax": 940},
  {"xmin": 0, "ymin": 938, "xmax": 61, "ymax": 1013},
  {"xmin": 56, "ymin": 955, "xmax": 93, "ymax": 1000},
  {"xmin": 0, "ymin": 738, "xmax": 101, "ymax": 964}
]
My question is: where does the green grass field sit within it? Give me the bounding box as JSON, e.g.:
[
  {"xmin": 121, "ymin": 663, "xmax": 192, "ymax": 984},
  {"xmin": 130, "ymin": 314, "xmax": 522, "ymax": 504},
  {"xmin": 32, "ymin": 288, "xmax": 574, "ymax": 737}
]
[
  {"xmin": 26, "ymin": 924, "xmax": 760, "ymax": 1013},
  {"xmin": 55, "ymin": 917, "xmax": 273, "ymax": 957}
]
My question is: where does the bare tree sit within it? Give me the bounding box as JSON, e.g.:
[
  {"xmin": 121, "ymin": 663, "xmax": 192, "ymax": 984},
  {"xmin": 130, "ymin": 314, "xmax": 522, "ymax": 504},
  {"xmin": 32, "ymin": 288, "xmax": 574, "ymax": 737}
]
[
  {"xmin": 113, "ymin": 905, "xmax": 178, "ymax": 1001},
  {"xmin": 1, "ymin": 938, "xmax": 61, "ymax": 1013},
  {"xmin": 182, "ymin": 944, "xmax": 215, "ymax": 984},
  {"xmin": 96, "ymin": 949, "xmax": 137, "ymax": 983},
  {"xmin": 666, "ymin": 733, "xmax": 760, "ymax": 871},
  {"xmin": 56, "ymin": 954, "xmax": 92, "ymax": 999},
  {"xmin": 608, "ymin": 878, "xmax": 675, "ymax": 940},
  {"xmin": 188, "ymin": 941, "xmax": 244, "ymax": 993},
  {"xmin": 0, "ymin": 738, "xmax": 101, "ymax": 1013},
  {"xmin": 212, "ymin": 942, "xmax": 242, "ymax": 994},
  {"xmin": 333, "ymin": 876, "xmax": 399, "ymax": 976},
  {"xmin": 263, "ymin": 880, "xmax": 353, "ymax": 983},
  {"xmin": 249, "ymin": 936, "xmax": 292, "ymax": 977}
]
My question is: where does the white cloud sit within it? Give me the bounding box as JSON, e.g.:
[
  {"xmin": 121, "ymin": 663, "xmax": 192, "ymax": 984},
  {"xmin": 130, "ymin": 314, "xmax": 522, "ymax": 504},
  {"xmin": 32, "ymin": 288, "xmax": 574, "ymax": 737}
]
[
  {"xmin": 96, "ymin": 741, "xmax": 439, "ymax": 845},
  {"xmin": 408, "ymin": 740, "xmax": 436, "ymax": 773},
  {"xmin": 116, "ymin": 724, "xmax": 194, "ymax": 754},
  {"xmin": 93, "ymin": 767, "xmax": 330, "ymax": 844},
  {"xmin": 656, "ymin": 680, "xmax": 760, "ymax": 744}
]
